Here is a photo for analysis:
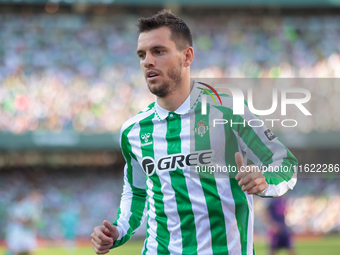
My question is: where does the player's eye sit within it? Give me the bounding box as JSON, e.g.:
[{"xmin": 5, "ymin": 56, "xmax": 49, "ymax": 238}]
[
  {"xmin": 138, "ymin": 54, "xmax": 145, "ymax": 60},
  {"xmin": 155, "ymin": 50, "xmax": 163, "ymax": 55}
]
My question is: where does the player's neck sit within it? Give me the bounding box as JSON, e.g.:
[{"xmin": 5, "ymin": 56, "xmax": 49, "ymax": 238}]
[{"xmin": 157, "ymin": 79, "xmax": 193, "ymax": 112}]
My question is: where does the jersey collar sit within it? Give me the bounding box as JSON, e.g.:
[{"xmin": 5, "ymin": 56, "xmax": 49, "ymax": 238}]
[{"xmin": 154, "ymin": 80, "xmax": 203, "ymax": 121}]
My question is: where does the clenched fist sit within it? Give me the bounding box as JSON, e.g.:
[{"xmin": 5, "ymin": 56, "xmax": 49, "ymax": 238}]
[{"xmin": 91, "ymin": 220, "xmax": 120, "ymax": 254}]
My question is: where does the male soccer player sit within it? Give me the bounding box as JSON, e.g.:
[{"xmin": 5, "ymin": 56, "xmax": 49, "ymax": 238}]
[{"xmin": 91, "ymin": 10, "xmax": 297, "ymax": 254}]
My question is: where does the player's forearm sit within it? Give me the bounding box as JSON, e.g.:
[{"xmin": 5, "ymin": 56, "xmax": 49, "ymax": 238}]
[
  {"xmin": 111, "ymin": 186, "xmax": 147, "ymax": 248},
  {"xmin": 257, "ymin": 151, "xmax": 298, "ymax": 197}
]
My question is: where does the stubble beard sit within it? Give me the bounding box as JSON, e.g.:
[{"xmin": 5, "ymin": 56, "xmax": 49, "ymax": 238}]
[{"xmin": 147, "ymin": 63, "xmax": 182, "ymax": 98}]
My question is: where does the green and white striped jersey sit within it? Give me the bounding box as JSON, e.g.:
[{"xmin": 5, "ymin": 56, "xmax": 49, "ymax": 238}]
[{"xmin": 112, "ymin": 82, "xmax": 297, "ymax": 255}]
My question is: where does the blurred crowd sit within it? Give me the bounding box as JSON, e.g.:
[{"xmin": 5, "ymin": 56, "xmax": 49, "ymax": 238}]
[
  {"xmin": 254, "ymin": 178, "xmax": 340, "ymax": 236},
  {"xmin": 0, "ymin": 168, "xmax": 146, "ymax": 241},
  {"xmin": 1, "ymin": 13, "xmax": 340, "ymax": 134},
  {"xmin": 1, "ymin": 169, "xmax": 339, "ymax": 241}
]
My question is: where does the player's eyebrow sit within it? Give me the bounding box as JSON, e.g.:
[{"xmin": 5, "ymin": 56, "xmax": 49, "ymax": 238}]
[{"xmin": 136, "ymin": 45, "xmax": 167, "ymax": 55}]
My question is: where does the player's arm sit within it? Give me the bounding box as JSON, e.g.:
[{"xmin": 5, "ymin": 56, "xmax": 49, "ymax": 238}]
[
  {"xmin": 91, "ymin": 124, "xmax": 147, "ymax": 253},
  {"xmin": 111, "ymin": 125, "xmax": 147, "ymax": 248},
  {"xmin": 111, "ymin": 162, "xmax": 147, "ymax": 248},
  {"xmin": 232, "ymin": 104, "xmax": 298, "ymax": 197}
]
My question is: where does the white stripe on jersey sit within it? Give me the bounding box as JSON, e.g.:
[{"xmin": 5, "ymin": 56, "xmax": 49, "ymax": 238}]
[{"xmin": 246, "ymin": 195, "xmax": 254, "ymax": 255}]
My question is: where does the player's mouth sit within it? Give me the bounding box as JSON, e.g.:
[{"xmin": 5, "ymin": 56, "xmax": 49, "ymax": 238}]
[{"xmin": 146, "ymin": 70, "xmax": 160, "ymax": 81}]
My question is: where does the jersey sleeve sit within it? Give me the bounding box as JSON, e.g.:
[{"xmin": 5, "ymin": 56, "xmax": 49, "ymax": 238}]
[
  {"xmin": 111, "ymin": 124, "xmax": 147, "ymax": 248},
  {"xmin": 231, "ymin": 104, "xmax": 298, "ymax": 198}
]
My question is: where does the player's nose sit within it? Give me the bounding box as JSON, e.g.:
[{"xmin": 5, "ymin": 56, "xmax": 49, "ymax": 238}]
[{"xmin": 143, "ymin": 52, "xmax": 155, "ymax": 68}]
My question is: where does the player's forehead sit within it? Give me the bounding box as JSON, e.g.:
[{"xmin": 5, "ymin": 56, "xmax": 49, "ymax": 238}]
[{"xmin": 137, "ymin": 27, "xmax": 175, "ymax": 52}]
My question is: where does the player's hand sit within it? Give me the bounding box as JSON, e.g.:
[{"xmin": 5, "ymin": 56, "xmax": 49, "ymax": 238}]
[
  {"xmin": 91, "ymin": 220, "xmax": 120, "ymax": 254},
  {"xmin": 234, "ymin": 152, "xmax": 268, "ymax": 194}
]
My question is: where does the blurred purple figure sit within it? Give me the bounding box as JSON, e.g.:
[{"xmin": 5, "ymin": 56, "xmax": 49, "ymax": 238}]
[{"xmin": 267, "ymin": 196, "xmax": 295, "ymax": 255}]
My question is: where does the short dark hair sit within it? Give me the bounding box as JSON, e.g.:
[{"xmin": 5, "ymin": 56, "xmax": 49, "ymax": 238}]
[{"xmin": 137, "ymin": 9, "xmax": 193, "ymax": 51}]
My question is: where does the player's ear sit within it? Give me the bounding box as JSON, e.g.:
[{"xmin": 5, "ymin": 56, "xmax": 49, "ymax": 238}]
[{"xmin": 183, "ymin": 46, "xmax": 194, "ymax": 67}]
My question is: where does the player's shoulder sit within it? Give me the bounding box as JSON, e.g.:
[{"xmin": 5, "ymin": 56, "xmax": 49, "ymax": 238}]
[{"xmin": 120, "ymin": 102, "xmax": 156, "ymax": 137}]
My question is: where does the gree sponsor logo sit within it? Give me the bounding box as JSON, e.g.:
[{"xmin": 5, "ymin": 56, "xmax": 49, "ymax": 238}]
[{"xmin": 141, "ymin": 150, "xmax": 214, "ymax": 176}]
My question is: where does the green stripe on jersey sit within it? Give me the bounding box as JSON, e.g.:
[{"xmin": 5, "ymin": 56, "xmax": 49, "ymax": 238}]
[
  {"xmin": 194, "ymin": 103, "xmax": 228, "ymax": 255},
  {"xmin": 139, "ymin": 113, "xmax": 171, "ymax": 254},
  {"xmin": 166, "ymin": 113, "xmax": 198, "ymax": 255}
]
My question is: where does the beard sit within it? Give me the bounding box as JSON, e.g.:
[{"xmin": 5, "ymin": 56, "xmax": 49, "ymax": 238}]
[{"xmin": 147, "ymin": 62, "xmax": 182, "ymax": 98}]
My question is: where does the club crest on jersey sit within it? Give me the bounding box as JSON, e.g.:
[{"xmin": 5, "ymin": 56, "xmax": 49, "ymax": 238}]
[{"xmin": 194, "ymin": 120, "xmax": 209, "ymax": 137}]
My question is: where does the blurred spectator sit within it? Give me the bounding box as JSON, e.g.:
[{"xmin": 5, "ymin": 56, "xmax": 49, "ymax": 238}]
[
  {"xmin": 267, "ymin": 196, "xmax": 295, "ymax": 255},
  {"xmin": 5, "ymin": 189, "xmax": 42, "ymax": 255},
  {"xmin": 59, "ymin": 202, "xmax": 80, "ymax": 253}
]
